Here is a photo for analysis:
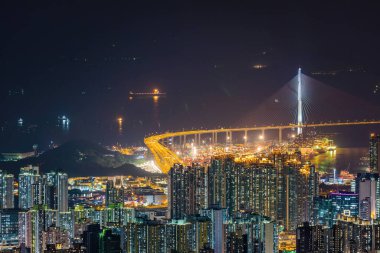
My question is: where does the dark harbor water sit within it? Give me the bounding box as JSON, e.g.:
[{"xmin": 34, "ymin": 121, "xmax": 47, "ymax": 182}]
[{"xmin": 310, "ymin": 147, "xmax": 369, "ymax": 175}]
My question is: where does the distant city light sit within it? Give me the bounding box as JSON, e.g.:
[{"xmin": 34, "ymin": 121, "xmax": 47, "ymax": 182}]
[
  {"xmin": 18, "ymin": 118, "xmax": 23, "ymax": 127},
  {"xmin": 58, "ymin": 115, "xmax": 70, "ymax": 131},
  {"xmin": 117, "ymin": 117, "xmax": 123, "ymax": 134},
  {"xmin": 192, "ymin": 146, "xmax": 197, "ymax": 157},
  {"xmin": 253, "ymin": 64, "xmax": 267, "ymax": 69},
  {"xmin": 374, "ymin": 84, "xmax": 379, "ymax": 94}
]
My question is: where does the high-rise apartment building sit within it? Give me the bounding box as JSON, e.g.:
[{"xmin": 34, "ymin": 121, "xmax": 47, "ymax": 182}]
[
  {"xmin": 276, "ymin": 159, "xmax": 308, "ymax": 231},
  {"xmin": 169, "ymin": 155, "xmax": 311, "ymax": 232},
  {"xmin": 105, "ymin": 180, "xmax": 124, "ymax": 207},
  {"xmin": 19, "ymin": 168, "xmax": 68, "ymax": 212},
  {"xmin": 200, "ymin": 207, "xmax": 227, "ymax": 253},
  {"xmin": 296, "ymin": 222, "xmax": 328, "ymax": 253},
  {"xmin": 226, "ymin": 228, "xmax": 247, "ymax": 252},
  {"xmin": 370, "ymin": 133, "xmax": 380, "ymax": 173},
  {"xmin": 330, "ymin": 191, "xmax": 359, "ymax": 223},
  {"xmin": 30, "ymin": 208, "xmax": 45, "ymax": 253},
  {"xmin": 337, "ymin": 214, "xmax": 380, "ymax": 252},
  {"xmin": 145, "ymin": 221, "xmax": 167, "ymax": 253},
  {"xmin": 56, "ymin": 172, "xmax": 68, "ymax": 212},
  {"xmin": 82, "ymin": 223, "xmax": 101, "ymax": 253},
  {"xmin": 245, "ymin": 163, "xmax": 278, "ymax": 219},
  {"xmin": 188, "ymin": 216, "xmax": 212, "ymax": 252},
  {"xmin": 207, "ymin": 156, "xmax": 233, "ymax": 211},
  {"xmin": 57, "ymin": 211, "xmax": 74, "ymax": 239},
  {"xmin": 208, "ymin": 156, "xmax": 279, "ymax": 219},
  {"xmin": 166, "ymin": 219, "xmax": 194, "ymax": 252},
  {"xmin": 19, "ymin": 166, "xmax": 40, "ymax": 209},
  {"xmin": 18, "ymin": 211, "xmax": 33, "ymax": 249},
  {"xmin": 0, "ymin": 209, "xmax": 19, "ymax": 246},
  {"xmin": 313, "ymin": 191, "xmax": 359, "ymax": 227},
  {"xmin": 296, "ymin": 215, "xmax": 380, "ymax": 252},
  {"xmin": 307, "ymin": 164, "xmax": 319, "ymax": 223},
  {"xmin": 124, "ymin": 221, "xmax": 148, "ymax": 252},
  {"xmin": 18, "ymin": 206, "xmax": 62, "ymax": 252},
  {"xmin": 168, "ymin": 164, "xmax": 207, "ymax": 219},
  {"xmin": 355, "ymin": 173, "xmax": 380, "ymax": 220},
  {"xmin": 226, "ymin": 211, "xmax": 278, "ymax": 253},
  {"xmin": 99, "ymin": 228, "xmax": 121, "ymax": 253},
  {"xmin": 0, "ymin": 171, "xmax": 14, "ymax": 209}
]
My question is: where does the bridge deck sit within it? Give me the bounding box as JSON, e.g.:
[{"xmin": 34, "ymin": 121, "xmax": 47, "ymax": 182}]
[{"xmin": 144, "ymin": 121, "xmax": 380, "ymax": 173}]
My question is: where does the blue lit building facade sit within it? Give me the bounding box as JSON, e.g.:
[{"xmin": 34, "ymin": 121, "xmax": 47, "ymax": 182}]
[
  {"xmin": 314, "ymin": 192, "xmax": 358, "ymax": 227},
  {"xmin": 0, "ymin": 209, "xmax": 19, "ymax": 246}
]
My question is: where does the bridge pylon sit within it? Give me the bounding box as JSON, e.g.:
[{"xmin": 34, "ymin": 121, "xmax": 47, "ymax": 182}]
[{"xmin": 297, "ymin": 67, "xmax": 303, "ymax": 135}]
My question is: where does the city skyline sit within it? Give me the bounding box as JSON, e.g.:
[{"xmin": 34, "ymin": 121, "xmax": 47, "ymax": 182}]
[{"xmin": 2, "ymin": 2, "xmax": 380, "ymax": 253}]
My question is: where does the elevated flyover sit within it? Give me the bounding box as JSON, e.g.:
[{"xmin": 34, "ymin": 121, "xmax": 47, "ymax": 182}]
[{"xmin": 144, "ymin": 121, "xmax": 380, "ymax": 173}]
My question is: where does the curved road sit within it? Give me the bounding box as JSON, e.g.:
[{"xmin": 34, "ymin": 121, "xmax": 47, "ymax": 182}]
[{"xmin": 144, "ymin": 121, "xmax": 380, "ymax": 173}]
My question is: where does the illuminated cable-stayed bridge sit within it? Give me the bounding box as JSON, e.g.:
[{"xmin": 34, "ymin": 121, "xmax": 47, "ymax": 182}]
[{"xmin": 144, "ymin": 69, "xmax": 380, "ymax": 173}]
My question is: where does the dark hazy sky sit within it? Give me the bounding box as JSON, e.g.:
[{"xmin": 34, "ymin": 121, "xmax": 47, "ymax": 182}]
[{"xmin": 1, "ymin": 1, "xmax": 380, "ymax": 150}]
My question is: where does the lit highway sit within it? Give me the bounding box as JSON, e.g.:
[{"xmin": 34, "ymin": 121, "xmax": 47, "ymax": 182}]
[{"xmin": 144, "ymin": 120, "xmax": 380, "ymax": 173}]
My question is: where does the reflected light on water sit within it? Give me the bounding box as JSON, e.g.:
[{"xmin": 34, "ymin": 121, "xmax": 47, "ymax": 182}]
[
  {"xmin": 117, "ymin": 117, "xmax": 123, "ymax": 134},
  {"xmin": 310, "ymin": 147, "xmax": 368, "ymax": 174}
]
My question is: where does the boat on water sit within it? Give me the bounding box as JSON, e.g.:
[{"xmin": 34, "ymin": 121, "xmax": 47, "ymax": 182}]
[{"xmin": 129, "ymin": 89, "xmax": 166, "ymax": 97}]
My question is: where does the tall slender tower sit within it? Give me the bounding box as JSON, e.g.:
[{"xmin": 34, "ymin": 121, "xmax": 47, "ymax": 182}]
[
  {"xmin": 297, "ymin": 68, "xmax": 303, "ymax": 135},
  {"xmin": 57, "ymin": 172, "xmax": 68, "ymax": 212}
]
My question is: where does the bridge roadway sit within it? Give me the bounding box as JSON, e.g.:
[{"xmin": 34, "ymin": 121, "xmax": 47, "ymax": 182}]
[{"xmin": 144, "ymin": 121, "xmax": 380, "ymax": 173}]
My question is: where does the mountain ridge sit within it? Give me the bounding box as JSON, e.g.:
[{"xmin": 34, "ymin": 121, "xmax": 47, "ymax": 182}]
[{"xmin": 0, "ymin": 140, "xmax": 154, "ymax": 177}]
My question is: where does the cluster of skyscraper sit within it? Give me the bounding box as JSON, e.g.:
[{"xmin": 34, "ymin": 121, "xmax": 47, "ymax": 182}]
[
  {"xmin": 0, "ymin": 166, "xmax": 70, "ymax": 252},
  {"xmin": 169, "ymin": 154, "xmax": 318, "ymax": 227},
  {"xmin": 167, "ymin": 154, "xmax": 317, "ymax": 252},
  {"xmin": 84, "ymin": 177, "xmax": 276, "ymax": 252},
  {"xmin": 296, "ymin": 133, "xmax": 380, "ymax": 252},
  {"xmin": 0, "ymin": 133, "xmax": 379, "ymax": 252},
  {"xmin": 166, "ymin": 133, "xmax": 380, "ymax": 252}
]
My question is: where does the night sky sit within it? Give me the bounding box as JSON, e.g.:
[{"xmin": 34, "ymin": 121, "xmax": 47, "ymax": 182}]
[{"xmin": 1, "ymin": 2, "xmax": 380, "ymax": 151}]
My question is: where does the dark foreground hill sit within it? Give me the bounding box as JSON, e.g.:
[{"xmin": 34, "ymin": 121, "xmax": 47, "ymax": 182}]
[{"xmin": 0, "ymin": 140, "xmax": 153, "ymax": 177}]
